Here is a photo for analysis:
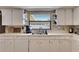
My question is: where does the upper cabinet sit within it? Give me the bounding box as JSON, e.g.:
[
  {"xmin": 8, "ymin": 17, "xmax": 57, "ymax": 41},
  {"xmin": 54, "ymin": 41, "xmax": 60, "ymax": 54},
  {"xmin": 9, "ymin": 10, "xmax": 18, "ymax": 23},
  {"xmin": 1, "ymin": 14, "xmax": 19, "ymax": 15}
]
[
  {"xmin": 65, "ymin": 9, "xmax": 73, "ymax": 25},
  {"xmin": 1, "ymin": 9, "xmax": 12, "ymax": 25},
  {"xmin": 1, "ymin": 8, "xmax": 24, "ymax": 25},
  {"xmin": 56, "ymin": 8, "xmax": 73, "ymax": 25},
  {"xmin": 56, "ymin": 9, "xmax": 66, "ymax": 25},
  {"xmin": 73, "ymin": 7, "xmax": 79, "ymax": 25},
  {"xmin": 12, "ymin": 9, "xmax": 24, "ymax": 25},
  {"xmin": 1, "ymin": 8, "xmax": 73, "ymax": 26}
]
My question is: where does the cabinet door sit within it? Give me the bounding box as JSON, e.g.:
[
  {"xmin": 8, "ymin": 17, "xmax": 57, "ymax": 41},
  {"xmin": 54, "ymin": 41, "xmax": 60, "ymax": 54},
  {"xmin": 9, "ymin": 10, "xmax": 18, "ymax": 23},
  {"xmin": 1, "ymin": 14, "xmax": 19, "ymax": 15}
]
[
  {"xmin": 29, "ymin": 39, "xmax": 49, "ymax": 52},
  {"xmin": 4, "ymin": 39, "xmax": 14, "ymax": 52},
  {"xmin": 14, "ymin": 38, "xmax": 28, "ymax": 52},
  {"xmin": 0, "ymin": 39, "xmax": 5, "ymax": 52},
  {"xmin": 65, "ymin": 9, "xmax": 73, "ymax": 25},
  {"xmin": 56, "ymin": 9, "xmax": 65, "ymax": 25},
  {"xmin": 12, "ymin": 9, "xmax": 23, "ymax": 25},
  {"xmin": 49, "ymin": 39, "xmax": 72, "ymax": 52},
  {"xmin": 0, "ymin": 39, "xmax": 14, "ymax": 52},
  {"xmin": 73, "ymin": 7, "xmax": 79, "ymax": 25},
  {"xmin": 72, "ymin": 39, "xmax": 79, "ymax": 52},
  {"xmin": 49, "ymin": 40, "xmax": 60, "ymax": 52},
  {"xmin": 1, "ymin": 9, "xmax": 12, "ymax": 25},
  {"xmin": 59, "ymin": 39, "xmax": 72, "ymax": 52}
]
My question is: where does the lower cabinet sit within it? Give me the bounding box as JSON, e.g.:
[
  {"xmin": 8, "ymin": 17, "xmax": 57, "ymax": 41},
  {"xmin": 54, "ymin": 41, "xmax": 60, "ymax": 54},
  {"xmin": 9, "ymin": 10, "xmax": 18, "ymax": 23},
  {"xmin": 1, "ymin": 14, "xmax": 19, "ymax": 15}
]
[
  {"xmin": 0, "ymin": 39, "xmax": 14, "ymax": 52},
  {"xmin": 72, "ymin": 39, "xmax": 79, "ymax": 52},
  {"xmin": 29, "ymin": 38, "xmax": 72, "ymax": 52},
  {"xmin": 0, "ymin": 38, "xmax": 28, "ymax": 52},
  {"xmin": 14, "ymin": 38, "xmax": 28, "ymax": 52},
  {"xmin": 29, "ymin": 39, "xmax": 50, "ymax": 52},
  {"xmin": 0, "ymin": 39, "xmax": 4, "ymax": 52},
  {"xmin": 49, "ymin": 40, "xmax": 60, "ymax": 52},
  {"xmin": 49, "ymin": 39, "xmax": 72, "ymax": 52},
  {"xmin": 59, "ymin": 40, "xmax": 72, "ymax": 52},
  {"xmin": 0, "ymin": 37, "xmax": 72, "ymax": 52}
]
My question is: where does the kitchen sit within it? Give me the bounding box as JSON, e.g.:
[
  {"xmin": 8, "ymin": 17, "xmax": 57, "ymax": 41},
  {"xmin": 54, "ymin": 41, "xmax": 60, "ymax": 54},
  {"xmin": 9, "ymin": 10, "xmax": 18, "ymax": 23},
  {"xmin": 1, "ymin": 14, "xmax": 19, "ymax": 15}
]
[{"xmin": 0, "ymin": 6, "xmax": 79, "ymax": 52}]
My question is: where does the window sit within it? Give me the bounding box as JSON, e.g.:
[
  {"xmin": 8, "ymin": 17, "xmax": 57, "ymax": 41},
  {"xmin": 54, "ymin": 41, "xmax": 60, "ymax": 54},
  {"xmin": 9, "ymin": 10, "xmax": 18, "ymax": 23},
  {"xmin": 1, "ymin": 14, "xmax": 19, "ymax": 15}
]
[
  {"xmin": 30, "ymin": 11, "xmax": 50, "ymax": 21},
  {"xmin": 29, "ymin": 11, "xmax": 51, "ymax": 30}
]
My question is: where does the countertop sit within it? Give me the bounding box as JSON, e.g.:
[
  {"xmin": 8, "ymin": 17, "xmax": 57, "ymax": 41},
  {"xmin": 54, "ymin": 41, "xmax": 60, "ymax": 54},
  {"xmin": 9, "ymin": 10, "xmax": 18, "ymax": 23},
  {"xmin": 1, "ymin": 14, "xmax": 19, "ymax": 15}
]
[
  {"xmin": 0, "ymin": 33, "xmax": 78, "ymax": 40},
  {"xmin": 0, "ymin": 33, "xmax": 73, "ymax": 36},
  {"xmin": 0, "ymin": 33, "xmax": 73, "ymax": 38}
]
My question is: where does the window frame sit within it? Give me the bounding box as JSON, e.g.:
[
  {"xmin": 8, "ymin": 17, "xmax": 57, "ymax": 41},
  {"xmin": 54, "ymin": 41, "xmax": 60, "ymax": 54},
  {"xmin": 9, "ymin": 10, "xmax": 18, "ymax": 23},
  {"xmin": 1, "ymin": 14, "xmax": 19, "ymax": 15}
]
[{"xmin": 29, "ymin": 11, "xmax": 51, "ymax": 30}]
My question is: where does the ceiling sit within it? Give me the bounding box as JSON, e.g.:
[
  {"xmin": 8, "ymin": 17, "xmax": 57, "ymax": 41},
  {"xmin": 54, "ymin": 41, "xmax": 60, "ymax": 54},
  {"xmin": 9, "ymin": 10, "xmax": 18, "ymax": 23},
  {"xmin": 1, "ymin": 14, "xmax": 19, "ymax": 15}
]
[{"xmin": 0, "ymin": 6, "xmax": 75, "ymax": 11}]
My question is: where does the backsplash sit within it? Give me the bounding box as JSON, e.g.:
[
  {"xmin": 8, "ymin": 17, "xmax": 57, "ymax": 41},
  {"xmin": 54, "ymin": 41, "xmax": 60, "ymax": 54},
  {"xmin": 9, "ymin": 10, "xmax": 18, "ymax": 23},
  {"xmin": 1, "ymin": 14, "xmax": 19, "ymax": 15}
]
[
  {"xmin": 5, "ymin": 25, "xmax": 76, "ymax": 34},
  {"xmin": 73, "ymin": 26, "xmax": 79, "ymax": 34},
  {"xmin": 49, "ymin": 25, "xmax": 70, "ymax": 33},
  {"xmin": 5, "ymin": 26, "xmax": 23, "ymax": 33}
]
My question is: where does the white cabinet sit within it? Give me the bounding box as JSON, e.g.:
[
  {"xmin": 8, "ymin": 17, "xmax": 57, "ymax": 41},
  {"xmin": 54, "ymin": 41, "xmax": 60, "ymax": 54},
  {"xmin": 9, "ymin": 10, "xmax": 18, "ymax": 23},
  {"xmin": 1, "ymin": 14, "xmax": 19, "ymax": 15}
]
[
  {"xmin": 72, "ymin": 39, "xmax": 79, "ymax": 52},
  {"xmin": 29, "ymin": 39, "xmax": 49, "ymax": 52},
  {"xmin": 4, "ymin": 39, "xmax": 14, "ymax": 52},
  {"xmin": 0, "ymin": 39, "xmax": 5, "ymax": 52},
  {"xmin": 29, "ymin": 37, "xmax": 72, "ymax": 52},
  {"xmin": 1, "ymin": 9, "xmax": 12, "ymax": 25},
  {"xmin": 0, "ymin": 39, "xmax": 14, "ymax": 52},
  {"xmin": 72, "ymin": 36, "xmax": 79, "ymax": 52},
  {"xmin": 49, "ymin": 40, "xmax": 60, "ymax": 52},
  {"xmin": 0, "ymin": 37, "xmax": 28, "ymax": 52},
  {"xmin": 0, "ymin": 36, "xmax": 72, "ymax": 52},
  {"xmin": 73, "ymin": 7, "xmax": 79, "ymax": 25},
  {"xmin": 65, "ymin": 9, "xmax": 73, "ymax": 25},
  {"xmin": 56, "ymin": 9, "xmax": 66, "ymax": 25},
  {"xmin": 29, "ymin": 37, "xmax": 50, "ymax": 52},
  {"xmin": 1, "ymin": 8, "xmax": 24, "ymax": 25},
  {"xmin": 14, "ymin": 37, "xmax": 28, "ymax": 52},
  {"xmin": 56, "ymin": 8, "xmax": 72, "ymax": 25},
  {"xmin": 12, "ymin": 9, "xmax": 24, "ymax": 25},
  {"xmin": 49, "ymin": 39, "xmax": 71, "ymax": 52},
  {"xmin": 58, "ymin": 40, "xmax": 72, "ymax": 52}
]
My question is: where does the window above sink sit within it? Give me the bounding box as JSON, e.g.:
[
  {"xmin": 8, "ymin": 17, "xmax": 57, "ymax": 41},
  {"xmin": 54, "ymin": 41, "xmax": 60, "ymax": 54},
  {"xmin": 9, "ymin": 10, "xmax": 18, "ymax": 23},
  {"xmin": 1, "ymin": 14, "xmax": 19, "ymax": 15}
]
[
  {"xmin": 30, "ymin": 11, "xmax": 50, "ymax": 21},
  {"xmin": 29, "ymin": 11, "xmax": 51, "ymax": 30}
]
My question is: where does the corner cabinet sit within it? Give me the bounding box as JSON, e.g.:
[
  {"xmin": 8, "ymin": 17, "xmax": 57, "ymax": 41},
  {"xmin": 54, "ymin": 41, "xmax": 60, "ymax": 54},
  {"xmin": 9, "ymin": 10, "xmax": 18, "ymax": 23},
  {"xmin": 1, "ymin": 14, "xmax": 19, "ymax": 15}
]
[
  {"xmin": 56, "ymin": 8, "xmax": 72, "ymax": 25},
  {"xmin": 1, "ymin": 9, "xmax": 24, "ymax": 25}
]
